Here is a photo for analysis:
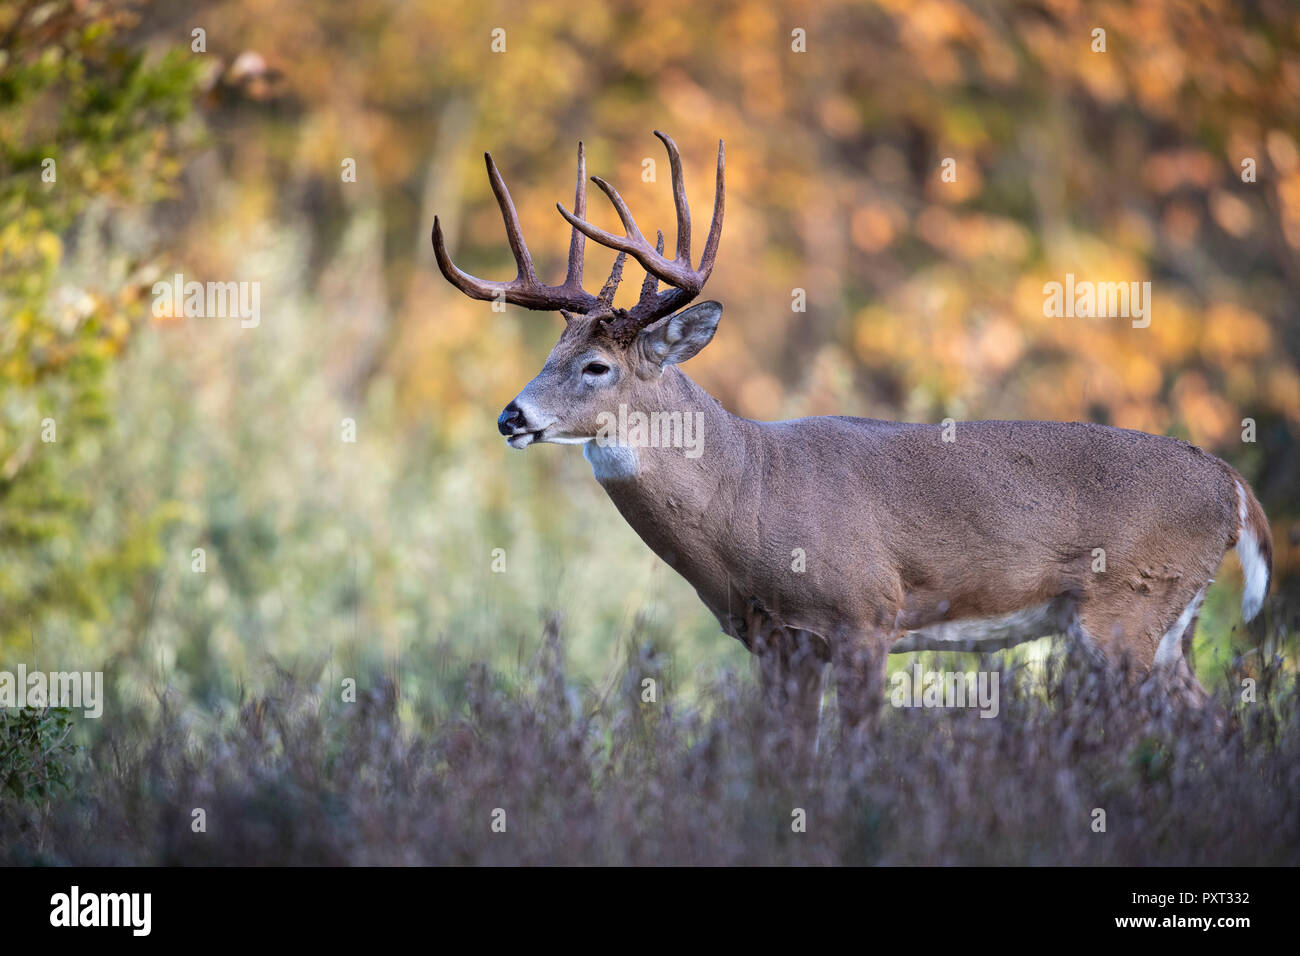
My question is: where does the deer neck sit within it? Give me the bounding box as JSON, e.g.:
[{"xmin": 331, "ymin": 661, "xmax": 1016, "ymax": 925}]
[{"xmin": 583, "ymin": 367, "xmax": 749, "ymax": 548}]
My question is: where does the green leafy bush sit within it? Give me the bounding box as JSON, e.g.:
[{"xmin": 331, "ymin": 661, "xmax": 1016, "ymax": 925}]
[{"xmin": 0, "ymin": 707, "xmax": 78, "ymax": 804}]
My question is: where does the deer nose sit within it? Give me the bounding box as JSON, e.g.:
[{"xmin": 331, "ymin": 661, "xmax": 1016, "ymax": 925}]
[{"xmin": 498, "ymin": 401, "xmax": 526, "ymax": 435}]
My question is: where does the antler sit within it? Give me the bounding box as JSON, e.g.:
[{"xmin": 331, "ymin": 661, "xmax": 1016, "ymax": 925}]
[
  {"xmin": 558, "ymin": 130, "xmax": 725, "ymax": 338},
  {"xmin": 432, "ymin": 142, "xmax": 619, "ymax": 313},
  {"xmin": 432, "ymin": 132, "xmax": 725, "ymax": 341}
]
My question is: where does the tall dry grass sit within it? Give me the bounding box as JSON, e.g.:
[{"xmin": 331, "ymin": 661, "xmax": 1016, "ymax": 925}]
[{"xmin": 4, "ymin": 614, "xmax": 1298, "ymax": 866}]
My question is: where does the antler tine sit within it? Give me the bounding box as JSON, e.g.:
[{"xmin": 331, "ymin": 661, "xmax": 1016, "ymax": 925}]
[
  {"xmin": 597, "ymin": 251, "xmax": 628, "ymax": 306},
  {"xmin": 555, "ymin": 131, "xmax": 726, "ymax": 329},
  {"xmin": 638, "ymin": 231, "xmax": 664, "ymax": 304},
  {"xmin": 485, "ymin": 152, "xmax": 537, "ymax": 285},
  {"xmin": 564, "ymin": 141, "xmax": 587, "ymax": 288},
  {"xmin": 431, "ymin": 143, "xmax": 600, "ymax": 313},
  {"xmin": 697, "ymin": 138, "xmax": 726, "ymax": 278},
  {"xmin": 655, "ymin": 131, "xmax": 691, "ymax": 262}
]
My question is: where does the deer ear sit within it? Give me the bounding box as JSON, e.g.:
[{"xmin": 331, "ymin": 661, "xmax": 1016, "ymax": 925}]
[{"xmin": 638, "ymin": 301, "xmax": 722, "ymax": 368}]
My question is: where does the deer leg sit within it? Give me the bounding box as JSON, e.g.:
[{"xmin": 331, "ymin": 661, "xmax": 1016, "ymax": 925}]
[
  {"xmin": 832, "ymin": 626, "xmax": 891, "ymax": 742},
  {"xmin": 1171, "ymin": 602, "xmax": 1213, "ymax": 704},
  {"xmin": 1080, "ymin": 583, "xmax": 1219, "ymax": 713},
  {"xmin": 756, "ymin": 626, "xmax": 829, "ymax": 762},
  {"xmin": 1163, "ymin": 602, "xmax": 1222, "ymax": 721},
  {"xmin": 1076, "ymin": 578, "xmax": 1204, "ymax": 671}
]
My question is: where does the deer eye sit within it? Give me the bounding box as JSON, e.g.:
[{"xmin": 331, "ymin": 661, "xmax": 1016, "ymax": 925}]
[{"xmin": 582, "ymin": 361, "xmax": 611, "ymax": 376}]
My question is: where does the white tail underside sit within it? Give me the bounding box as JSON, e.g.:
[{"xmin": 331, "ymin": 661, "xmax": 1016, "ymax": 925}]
[{"xmin": 1236, "ymin": 480, "xmax": 1268, "ymax": 622}]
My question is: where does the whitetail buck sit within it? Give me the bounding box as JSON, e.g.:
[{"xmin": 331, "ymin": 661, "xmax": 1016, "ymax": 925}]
[{"xmin": 432, "ymin": 132, "xmax": 1272, "ymax": 733}]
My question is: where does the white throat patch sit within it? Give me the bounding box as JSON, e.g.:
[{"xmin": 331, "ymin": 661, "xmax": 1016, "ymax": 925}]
[{"xmin": 584, "ymin": 441, "xmax": 640, "ymax": 482}]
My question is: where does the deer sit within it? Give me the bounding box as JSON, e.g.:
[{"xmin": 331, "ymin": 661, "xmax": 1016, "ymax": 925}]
[{"xmin": 431, "ymin": 131, "xmax": 1273, "ymax": 739}]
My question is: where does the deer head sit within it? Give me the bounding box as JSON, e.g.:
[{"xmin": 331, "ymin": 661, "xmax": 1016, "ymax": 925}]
[{"xmin": 432, "ymin": 132, "xmax": 725, "ymax": 448}]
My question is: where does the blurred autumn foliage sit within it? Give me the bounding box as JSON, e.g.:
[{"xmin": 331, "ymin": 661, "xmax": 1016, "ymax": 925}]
[
  {"xmin": 166, "ymin": 0, "xmax": 1299, "ymax": 557},
  {"xmin": 2, "ymin": 0, "xmax": 1298, "ymax": 684},
  {"xmin": 0, "ymin": 0, "xmax": 199, "ymax": 645}
]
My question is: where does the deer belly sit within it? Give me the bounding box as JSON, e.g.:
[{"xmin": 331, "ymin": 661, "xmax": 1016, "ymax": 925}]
[{"xmin": 890, "ymin": 601, "xmax": 1065, "ymax": 653}]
